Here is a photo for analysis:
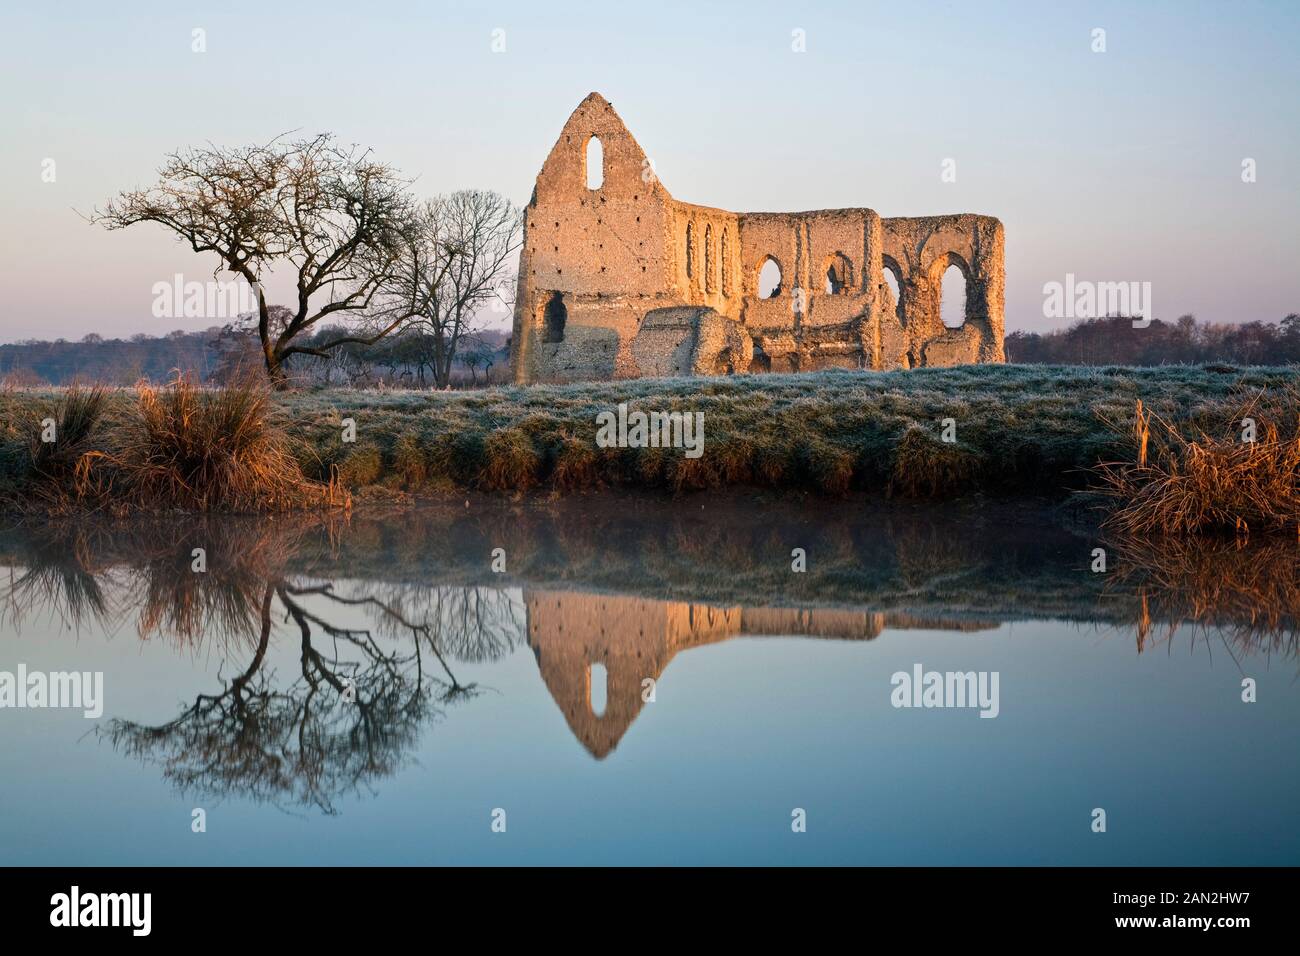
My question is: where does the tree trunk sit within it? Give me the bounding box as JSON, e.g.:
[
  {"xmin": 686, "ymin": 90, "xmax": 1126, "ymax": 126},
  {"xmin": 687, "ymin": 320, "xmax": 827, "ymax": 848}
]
[{"xmin": 264, "ymin": 350, "xmax": 291, "ymax": 390}]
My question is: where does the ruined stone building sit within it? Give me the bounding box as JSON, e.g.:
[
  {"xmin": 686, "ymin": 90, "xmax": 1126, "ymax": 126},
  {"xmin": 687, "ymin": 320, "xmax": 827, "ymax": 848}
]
[
  {"xmin": 510, "ymin": 93, "xmax": 1005, "ymax": 384},
  {"xmin": 525, "ymin": 589, "xmax": 995, "ymax": 759}
]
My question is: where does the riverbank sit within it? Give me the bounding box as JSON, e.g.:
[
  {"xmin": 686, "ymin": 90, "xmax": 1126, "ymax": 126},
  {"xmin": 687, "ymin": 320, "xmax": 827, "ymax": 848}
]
[{"xmin": 1, "ymin": 365, "xmax": 1296, "ymax": 518}]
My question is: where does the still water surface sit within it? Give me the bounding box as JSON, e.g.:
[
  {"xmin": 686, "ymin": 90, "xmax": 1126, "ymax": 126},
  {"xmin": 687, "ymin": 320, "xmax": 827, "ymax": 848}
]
[{"xmin": 1, "ymin": 498, "xmax": 1296, "ymax": 865}]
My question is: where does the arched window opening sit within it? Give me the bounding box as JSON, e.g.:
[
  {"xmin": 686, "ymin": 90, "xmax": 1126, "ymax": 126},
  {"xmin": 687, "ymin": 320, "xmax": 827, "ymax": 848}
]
[
  {"xmin": 542, "ymin": 292, "xmax": 567, "ymax": 343},
  {"xmin": 704, "ymin": 225, "xmax": 715, "ymax": 293},
  {"xmin": 882, "ymin": 265, "xmax": 903, "ymax": 321},
  {"xmin": 589, "ymin": 662, "xmax": 608, "ymax": 716},
  {"xmin": 721, "ymin": 228, "xmax": 731, "ymax": 295},
  {"xmin": 685, "ymin": 222, "xmax": 694, "ymax": 280},
  {"xmin": 585, "ymin": 136, "xmax": 603, "ymax": 190},
  {"xmin": 824, "ymin": 254, "xmax": 853, "ymax": 295},
  {"xmin": 941, "ymin": 264, "xmax": 967, "ymax": 329},
  {"xmin": 758, "ymin": 257, "xmax": 782, "ymax": 299}
]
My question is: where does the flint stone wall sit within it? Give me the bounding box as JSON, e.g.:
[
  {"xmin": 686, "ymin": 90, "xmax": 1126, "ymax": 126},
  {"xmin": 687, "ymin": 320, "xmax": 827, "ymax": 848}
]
[{"xmin": 511, "ymin": 93, "xmax": 1005, "ymax": 383}]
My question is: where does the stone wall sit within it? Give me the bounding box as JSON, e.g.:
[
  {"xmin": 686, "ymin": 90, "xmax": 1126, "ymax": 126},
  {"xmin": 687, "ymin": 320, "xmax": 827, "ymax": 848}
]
[
  {"xmin": 511, "ymin": 93, "xmax": 1005, "ymax": 384},
  {"xmin": 879, "ymin": 215, "xmax": 1006, "ymax": 369}
]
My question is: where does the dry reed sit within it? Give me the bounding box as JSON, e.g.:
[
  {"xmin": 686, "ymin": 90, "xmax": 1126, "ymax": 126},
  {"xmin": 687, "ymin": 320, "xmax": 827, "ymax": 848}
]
[{"xmin": 1091, "ymin": 390, "xmax": 1300, "ymax": 536}]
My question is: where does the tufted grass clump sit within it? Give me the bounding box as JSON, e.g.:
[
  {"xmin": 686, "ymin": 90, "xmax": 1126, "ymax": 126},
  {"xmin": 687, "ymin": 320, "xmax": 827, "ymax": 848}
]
[
  {"xmin": 107, "ymin": 376, "xmax": 344, "ymax": 512},
  {"xmin": 19, "ymin": 384, "xmax": 110, "ymax": 505},
  {"xmin": 888, "ymin": 426, "xmax": 979, "ymax": 498},
  {"xmin": 1090, "ymin": 392, "xmax": 1300, "ymax": 536},
  {"xmin": 479, "ymin": 429, "xmax": 542, "ymax": 491},
  {"xmin": 0, "ymin": 383, "xmax": 114, "ymax": 511}
]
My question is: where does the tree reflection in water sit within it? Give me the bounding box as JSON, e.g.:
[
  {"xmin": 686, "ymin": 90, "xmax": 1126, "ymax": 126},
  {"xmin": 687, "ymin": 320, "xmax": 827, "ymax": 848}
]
[
  {"xmin": 0, "ymin": 517, "xmax": 523, "ymax": 814},
  {"xmin": 104, "ymin": 579, "xmax": 476, "ymax": 815},
  {"xmin": 2, "ymin": 502, "xmax": 1298, "ymax": 806}
]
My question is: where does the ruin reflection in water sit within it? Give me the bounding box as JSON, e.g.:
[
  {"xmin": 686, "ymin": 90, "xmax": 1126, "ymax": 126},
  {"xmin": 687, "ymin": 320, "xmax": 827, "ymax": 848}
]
[{"xmin": 1, "ymin": 497, "xmax": 1298, "ymax": 864}]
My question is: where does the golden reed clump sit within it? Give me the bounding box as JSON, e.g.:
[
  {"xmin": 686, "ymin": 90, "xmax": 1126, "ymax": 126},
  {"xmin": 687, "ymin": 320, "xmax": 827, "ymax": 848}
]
[
  {"xmin": 17, "ymin": 376, "xmax": 345, "ymax": 514},
  {"xmin": 1092, "ymin": 391, "xmax": 1300, "ymax": 536}
]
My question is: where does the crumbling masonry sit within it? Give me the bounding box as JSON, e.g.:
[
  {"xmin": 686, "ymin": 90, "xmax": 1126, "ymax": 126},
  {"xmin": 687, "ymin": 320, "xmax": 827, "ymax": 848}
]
[{"xmin": 510, "ymin": 93, "xmax": 1004, "ymax": 383}]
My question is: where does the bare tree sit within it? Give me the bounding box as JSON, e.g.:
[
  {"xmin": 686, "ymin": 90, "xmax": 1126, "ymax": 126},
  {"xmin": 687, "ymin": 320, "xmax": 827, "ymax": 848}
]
[
  {"xmin": 94, "ymin": 134, "xmax": 418, "ymax": 387},
  {"xmin": 383, "ymin": 190, "xmax": 521, "ymax": 389}
]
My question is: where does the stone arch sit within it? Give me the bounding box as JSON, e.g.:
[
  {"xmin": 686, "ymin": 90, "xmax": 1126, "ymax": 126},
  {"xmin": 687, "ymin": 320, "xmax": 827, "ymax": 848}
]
[
  {"xmin": 930, "ymin": 251, "xmax": 973, "ymax": 328},
  {"xmin": 881, "ymin": 254, "xmax": 906, "ymax": 322},
  {"xmin": 927, "ymin": 249, "xmax": 972, "ymax": 284},
  {"xmin": 823, "ymin": 252, "xmax": 854, "ymax": 295},
  {"xmin": 757, "ymin": 255, "xmax": 783, "ymax": 298},
  {"xmin": 585, "ymin": 135, "xmax": 603, "ymax": 189},
  {"xmin": 542, "ymin": 292, "xmax": 567, "ymax": 343}
]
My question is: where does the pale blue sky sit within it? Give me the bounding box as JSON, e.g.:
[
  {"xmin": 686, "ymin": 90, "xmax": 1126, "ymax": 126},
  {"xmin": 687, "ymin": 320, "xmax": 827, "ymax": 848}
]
[{"xmin": 1, "ymin": 0, "xmax": 1297, "ymax": 342}]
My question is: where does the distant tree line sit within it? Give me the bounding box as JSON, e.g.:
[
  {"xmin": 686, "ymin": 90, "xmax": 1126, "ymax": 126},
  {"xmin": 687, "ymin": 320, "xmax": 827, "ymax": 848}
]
[
  {"xmin": 0, "ymin": 323, "xmax": 509, "ymax": 388},
  {"xmin": 210, "ymin": 319, "xmax": 511, "ymax": 388},
  {"xmin": 0, "ymin": 331, "xmax": 216, "ymax": 386},
  {"xmin": 1005, "ymin": 314, "xmax": 1300, "ymax": 366},
  {"xmin": 9, "ymin": 312, "xmax": 1296, "ymax": 388}
]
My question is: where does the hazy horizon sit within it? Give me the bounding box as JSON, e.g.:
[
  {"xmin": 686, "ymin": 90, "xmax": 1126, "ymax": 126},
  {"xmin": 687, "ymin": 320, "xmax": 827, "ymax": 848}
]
[{"xmin": 2, "ymin": 0, "xmax": 1297, "ymax": 344}]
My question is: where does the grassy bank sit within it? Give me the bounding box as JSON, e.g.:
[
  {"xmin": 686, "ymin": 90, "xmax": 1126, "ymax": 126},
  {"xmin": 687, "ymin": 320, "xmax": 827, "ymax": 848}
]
[
  {"xmin": 272, "ymin": 364, "xmax": 1299, "ymax": 501},
  {"xmin": 1, "ymin": 364, "xmax": 1296, "ymax": 514}
]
